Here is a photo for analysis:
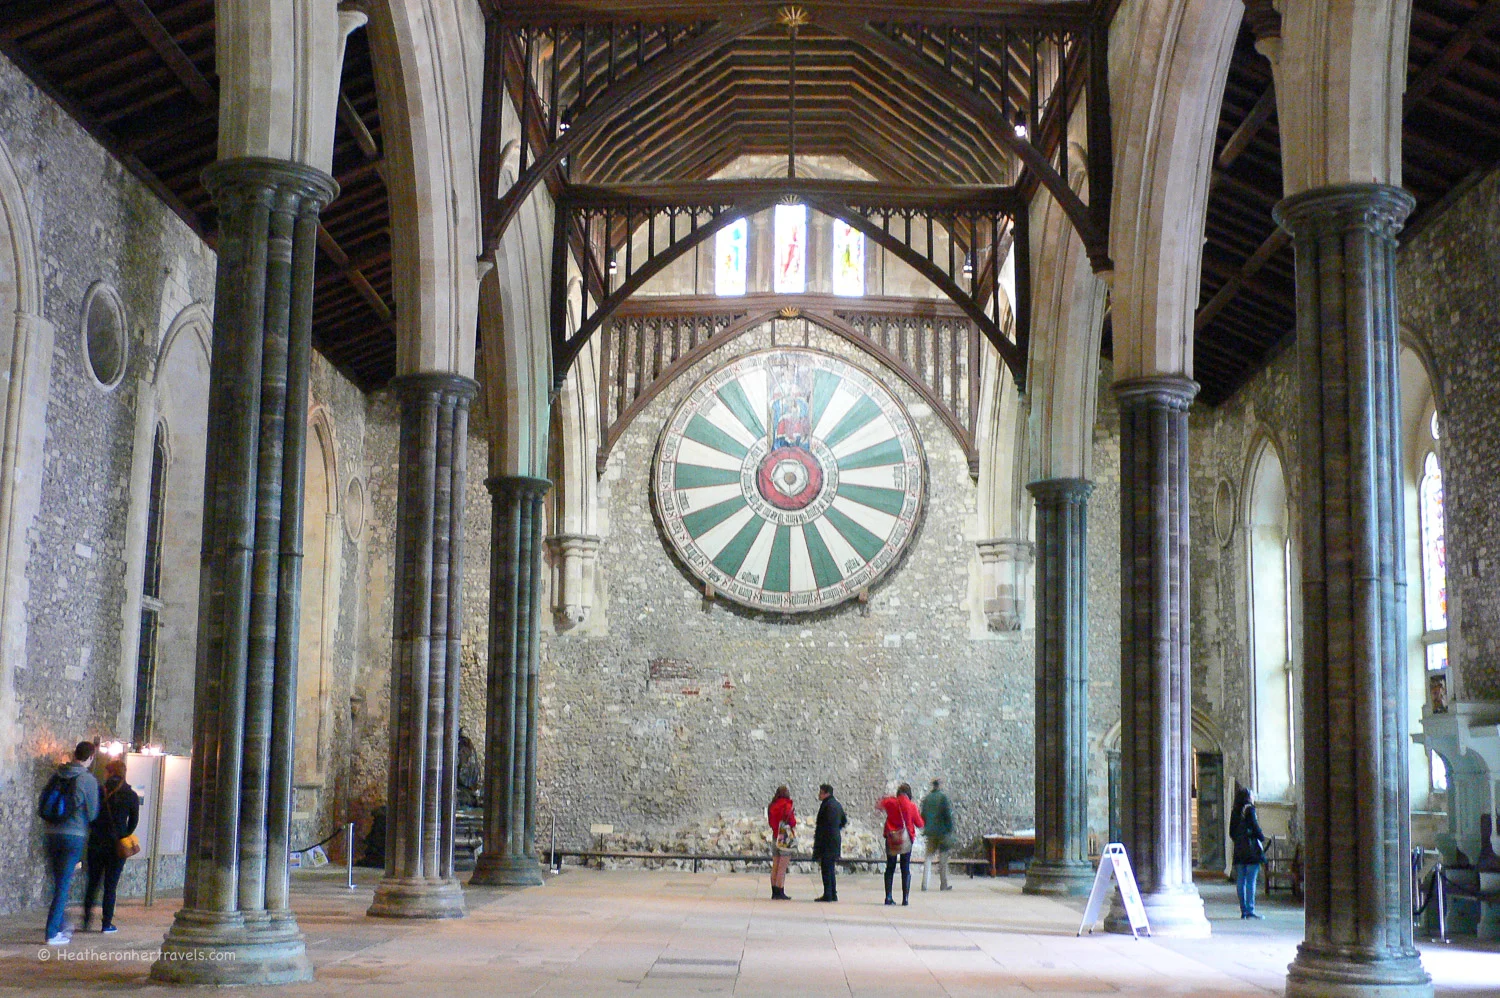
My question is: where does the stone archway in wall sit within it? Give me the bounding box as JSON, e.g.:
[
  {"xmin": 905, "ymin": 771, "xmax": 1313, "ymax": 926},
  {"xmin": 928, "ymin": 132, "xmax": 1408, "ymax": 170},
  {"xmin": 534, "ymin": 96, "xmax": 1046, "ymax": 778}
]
[
  {"xmin": 296, "ymin": 409, "xmax": 341, "ymax": 790},
  {"xmin": 116, "ymin": 303, "xmax": 212, "ymax": 752},
  {"xmin": 0, "ymin": 134, "xmax": 47, "ymax": 770},
  {"xmin": 1101, "ymin": 710, "xmax": 1231, "ymax": 874}
]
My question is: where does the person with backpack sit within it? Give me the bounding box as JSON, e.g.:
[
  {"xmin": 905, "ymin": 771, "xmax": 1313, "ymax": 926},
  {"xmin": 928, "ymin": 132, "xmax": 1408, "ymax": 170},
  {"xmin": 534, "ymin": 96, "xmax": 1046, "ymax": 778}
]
[
  {"xmin": 39, "ymin": 741, "xmax": 100, "ymax": 945},
  {"xmin": 82, "ymin": 758, "xmax": 139, "ymax": 933}
]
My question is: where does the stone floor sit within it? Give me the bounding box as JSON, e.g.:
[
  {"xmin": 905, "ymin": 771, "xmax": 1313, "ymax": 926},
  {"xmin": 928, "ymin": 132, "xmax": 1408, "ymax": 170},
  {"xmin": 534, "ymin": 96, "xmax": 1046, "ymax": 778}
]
[{"xmin": 1, "ymin": 866, "xmax": 1496, "ymax": 996}]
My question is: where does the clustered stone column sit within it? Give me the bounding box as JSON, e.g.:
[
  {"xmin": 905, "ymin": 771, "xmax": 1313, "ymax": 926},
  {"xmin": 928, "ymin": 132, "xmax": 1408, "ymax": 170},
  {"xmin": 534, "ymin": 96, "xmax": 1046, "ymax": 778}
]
[
  {"xmin": 1109, "ymin": 376, "xmax": 1210, "ymax": 937},
  {"xmin": 1276, "ymin": 185, "xmax": 1432, "ymax": 998},
  {"xmin": 1023, "ymin": 479, "xmax": 1095, "ymax": 896},
  {"xmin": 368, "ymin": 374, "xmax": 478, "ymax": 919},
  {"xmin": 153, "ymin": 158, "xmax": 337, "ymax": 985},
  {"xmin": 470, "ymin": 476, "xmax": 553, "ymax": 886}
]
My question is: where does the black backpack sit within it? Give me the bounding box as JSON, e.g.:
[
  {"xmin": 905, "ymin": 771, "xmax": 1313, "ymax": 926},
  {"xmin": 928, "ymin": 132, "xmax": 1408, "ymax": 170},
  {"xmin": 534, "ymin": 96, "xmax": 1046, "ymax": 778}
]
[{"xmin": 37, "ymin": 771, "xmax": 78, "ymax": 825}]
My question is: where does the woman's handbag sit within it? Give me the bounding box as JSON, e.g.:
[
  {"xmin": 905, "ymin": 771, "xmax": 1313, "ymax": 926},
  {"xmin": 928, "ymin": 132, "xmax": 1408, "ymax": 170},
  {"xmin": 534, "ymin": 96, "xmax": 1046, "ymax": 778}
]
[
  {"xmin": 884, "ymin": 824, "xmax": 912, "ymax": 855},
  {"xmin": 116, "ymin": 833, "xmax": 141, "ymax": 860},
  {"xmin": 775, "ymin": 821, "xmax": 796, "ymax": 850}
]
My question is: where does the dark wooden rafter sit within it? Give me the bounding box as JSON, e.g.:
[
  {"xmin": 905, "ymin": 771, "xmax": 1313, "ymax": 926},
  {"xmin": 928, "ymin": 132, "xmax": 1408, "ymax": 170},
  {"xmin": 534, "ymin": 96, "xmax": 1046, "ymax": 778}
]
[
  {"xmin": 111, "ymin": 0, "xmax": 213, "ymax": 105},
  {"xmin": 594, "ymin": 294, "xmax": 991, "ymax": 474},
  {"xmin": 481, "ymin": 12, "xmax": 771, "ymax": 252},
  {"xmin": 479, "ymin": 3, "xmax": 1111, "ymax": 271},
  {"xmin": 550, "ymin": 178, "xmax": 1024, "ymax": 394}
]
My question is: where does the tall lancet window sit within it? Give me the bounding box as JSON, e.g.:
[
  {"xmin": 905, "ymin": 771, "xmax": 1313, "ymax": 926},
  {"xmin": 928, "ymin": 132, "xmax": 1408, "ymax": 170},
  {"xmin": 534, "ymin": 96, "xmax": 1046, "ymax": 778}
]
[
  {"xmin": 715, "ymin": 218, "xmax": 748, "ymax": 297},
  {"xmin": 133, "ymin": 425, "xmax": 168, "ymax": 745},
  {"xmin": 1419, "ymin": 445, "xmax": 1448, "ymax": 673},
  {"xmin": 831, "ymin": 219, "xmax": 865, "ymax": 296},
  {"xmin": 774, "ymin": 203, "xmax": 807, "ymax": 293}
]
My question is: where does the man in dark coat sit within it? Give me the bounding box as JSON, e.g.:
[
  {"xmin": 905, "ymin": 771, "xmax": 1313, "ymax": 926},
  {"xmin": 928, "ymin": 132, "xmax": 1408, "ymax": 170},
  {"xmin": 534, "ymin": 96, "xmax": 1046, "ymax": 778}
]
[{"xmin": 813, "ymin": 783, "xmax": 847, "ymax": 902}]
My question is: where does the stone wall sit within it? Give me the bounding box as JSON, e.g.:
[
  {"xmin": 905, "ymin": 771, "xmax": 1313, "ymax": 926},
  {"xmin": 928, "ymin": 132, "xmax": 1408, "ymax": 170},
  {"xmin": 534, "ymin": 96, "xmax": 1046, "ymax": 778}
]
[
  {"xmin": 534, "ymin": 321, "xmax": 1124, "ymax": 856},
  {"xmin": 0, "ymin": 52, "xmax": 215, "ymax": 914},
  {"xmin": 0, "ymin": 49, "xmax": 377, "ymax": 911},
  {"xmin": 1185, "ymin": 348, "xmax": 1300, "ymax": 817},
  {"xmin": 1397, "ymin": 169, "xmax": 1500, "ymax": 704}
]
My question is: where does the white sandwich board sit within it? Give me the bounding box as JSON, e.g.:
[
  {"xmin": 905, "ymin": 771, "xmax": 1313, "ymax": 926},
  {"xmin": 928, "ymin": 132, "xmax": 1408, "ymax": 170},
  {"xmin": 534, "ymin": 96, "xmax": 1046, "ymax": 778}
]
[{"xmin": 1078, "ymin": 843, "xmax": 1151, "ymax": 938}]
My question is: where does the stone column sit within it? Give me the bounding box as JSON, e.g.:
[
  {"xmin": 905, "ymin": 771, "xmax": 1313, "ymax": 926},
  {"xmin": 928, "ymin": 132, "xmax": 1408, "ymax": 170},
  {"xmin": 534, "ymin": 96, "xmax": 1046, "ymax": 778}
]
[
  {"xmin": 1024, "ymin": 478, "xmax": 1095, "ymax": 896},
  {"xmin": 152, "ymin": 159, "xmax": 337, "ymax": 986},
  {"xmin": 1276, "ymin": 185, "xmax": 1432, "ymax": 998},
  {"xmin": 1108, "ymin": 376, "xmax": 1210, "ymax": 938},
  {"xmin": 368, "ymin": 373, "xmax": 478, "ymax": 919},
  {"xmin": 470, "ymin": 475, "xmax": 552, "ymax": 886}
]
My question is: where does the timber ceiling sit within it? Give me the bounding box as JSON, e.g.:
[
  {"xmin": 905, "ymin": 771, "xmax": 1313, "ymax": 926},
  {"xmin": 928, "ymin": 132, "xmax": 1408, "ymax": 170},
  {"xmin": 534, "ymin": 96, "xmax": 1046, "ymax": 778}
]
[
  {"xmin": 1197, "ymin": 0, "xmax": 1500, "ymax": 405},
  {"xmin": 0, "ymin": 1, "xmax": 1496, "ymax": 405}
]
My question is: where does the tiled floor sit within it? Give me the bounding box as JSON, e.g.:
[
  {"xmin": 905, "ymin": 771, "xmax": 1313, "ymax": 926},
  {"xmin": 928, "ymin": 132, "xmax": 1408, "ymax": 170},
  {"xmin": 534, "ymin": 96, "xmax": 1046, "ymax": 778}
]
[{"xmin": 1, "ymin": 866, "xmax": 1496, "ymax": 996}]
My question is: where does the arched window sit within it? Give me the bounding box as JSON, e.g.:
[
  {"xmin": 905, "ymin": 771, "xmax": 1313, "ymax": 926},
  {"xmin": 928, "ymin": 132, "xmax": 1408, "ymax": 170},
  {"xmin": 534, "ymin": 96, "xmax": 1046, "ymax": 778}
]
[
  {"xmin": 714, "ymin": 218, "xmax": 748, "ymax": 297},
  {"xmin": 773, "ymin": 203, "xmax": 807, "ymax": 293},
  {"xmin": 1248, "ymin": 442, "xmax": 1294, "ymax": 800},
  {"xmin": 1419, "ymin": 450, "xmax": 1447, "ymax": 644},
  {"xmin": 132, "ymin": 425, "xmax": 167, "ymax": 745},
  {"xmin": 831, "ymin": 219, "xmax": 865, "ymax": 297}
]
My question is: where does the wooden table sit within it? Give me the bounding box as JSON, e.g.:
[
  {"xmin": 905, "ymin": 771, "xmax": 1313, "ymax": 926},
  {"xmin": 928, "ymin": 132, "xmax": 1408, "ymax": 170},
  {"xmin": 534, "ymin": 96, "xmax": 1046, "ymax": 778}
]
[{"xmin": 983, "ymin": 834, "xmax": 1036, "ymax": 876}]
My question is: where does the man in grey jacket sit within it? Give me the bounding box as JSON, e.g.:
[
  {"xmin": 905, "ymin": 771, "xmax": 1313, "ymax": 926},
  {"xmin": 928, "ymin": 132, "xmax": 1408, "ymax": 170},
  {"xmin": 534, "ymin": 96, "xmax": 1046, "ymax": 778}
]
[{"xmin": 41, "ymin": 742, "xmax": 99, "ymax": 944}]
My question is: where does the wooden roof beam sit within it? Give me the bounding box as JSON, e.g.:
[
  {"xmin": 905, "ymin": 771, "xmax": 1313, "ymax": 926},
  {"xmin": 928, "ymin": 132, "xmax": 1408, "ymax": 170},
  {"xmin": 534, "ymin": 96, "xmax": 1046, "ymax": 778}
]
[
  {"xmin": 317, "ymin": 224, "xmax": 394, "ymax": 324},
  {"xmin": 1217, "ymin": 82, "xmax": 1276, "ymax": 170},
  {"xmin": 111, "ymin": 0, "xmax": 215, "ymax": 106},
  {"xmin": 338, "ymin": 92, "xmax": 380, "ymax": 161},
  {"xmin": 1194, "ymin": 228, "xmax": 1290, "ymax": 331},
  {"xmin": 1405, "ymin": 0, "xmax": 1500, "ymax": 116}
]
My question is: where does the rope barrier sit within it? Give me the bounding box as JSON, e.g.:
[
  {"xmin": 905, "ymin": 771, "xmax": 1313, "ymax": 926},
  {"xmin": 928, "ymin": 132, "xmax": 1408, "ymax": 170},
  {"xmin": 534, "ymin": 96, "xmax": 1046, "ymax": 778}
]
[{"xmin": 291, "ymin": 827, "xmax": 344, "ymax": 853}]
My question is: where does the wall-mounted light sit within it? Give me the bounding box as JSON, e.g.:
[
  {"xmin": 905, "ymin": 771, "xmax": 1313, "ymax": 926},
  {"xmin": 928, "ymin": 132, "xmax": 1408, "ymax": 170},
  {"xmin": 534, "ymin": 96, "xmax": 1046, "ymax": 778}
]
[
  {"xmin": 608, "ymin": 256, "xmax": 619, "ymax": 276},
  {"xmin": 1013, "ymin": 121, "xmax": 1028, "ymax": 140},
  {"xmin": 963, "ymin": 254, "xmax": 975, "ymax": 278},
  {"xmin": 101, "ymin": 740, "xmax": 125, "ymax": 757}
]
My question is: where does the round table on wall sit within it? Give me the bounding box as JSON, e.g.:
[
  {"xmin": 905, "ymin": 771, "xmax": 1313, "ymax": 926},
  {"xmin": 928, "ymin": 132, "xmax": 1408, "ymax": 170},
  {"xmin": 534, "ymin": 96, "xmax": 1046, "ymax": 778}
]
[{"xmin": 653, "ymin": 347, "xmax": 926, "ymax": 614}]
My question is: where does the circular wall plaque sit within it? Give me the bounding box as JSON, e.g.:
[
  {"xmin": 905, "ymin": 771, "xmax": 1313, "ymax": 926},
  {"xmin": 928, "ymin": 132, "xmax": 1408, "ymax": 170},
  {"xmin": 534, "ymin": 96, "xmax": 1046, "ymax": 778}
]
[{"xmin": 654, "ymin": 348, "xmax": 925, "ymax": 613}]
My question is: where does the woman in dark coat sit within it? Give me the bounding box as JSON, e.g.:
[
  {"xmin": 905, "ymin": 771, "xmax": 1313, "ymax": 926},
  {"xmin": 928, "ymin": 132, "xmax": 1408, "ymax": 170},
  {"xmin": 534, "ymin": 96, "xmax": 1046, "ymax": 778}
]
[
  {"xmin": 1229, "ymin": 784, "xmax": 1266, "ymax": 919},
  {"xmin": 82, "ymin": 759, "xmax": 139, "ymax": 932}
]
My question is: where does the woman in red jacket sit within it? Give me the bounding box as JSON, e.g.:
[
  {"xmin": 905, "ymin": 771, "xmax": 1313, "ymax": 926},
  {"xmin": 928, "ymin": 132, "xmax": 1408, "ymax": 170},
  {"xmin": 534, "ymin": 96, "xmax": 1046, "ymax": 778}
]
[
  {"xmin": 878, "ymin": 783, "xmax": 924, "ymax": 906},
  {"xmin": 767, "ymin": 785, "xmax": 796, "ymax": 900}
]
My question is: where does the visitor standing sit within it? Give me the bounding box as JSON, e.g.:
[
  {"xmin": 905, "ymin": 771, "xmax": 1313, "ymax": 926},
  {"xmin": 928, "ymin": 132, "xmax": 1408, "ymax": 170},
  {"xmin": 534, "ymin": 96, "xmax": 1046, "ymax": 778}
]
[
  {"xmin": 767, "ymin": 785, "xmax": 796, "ymax": 900},
  {"xmin": 878, "ymin": 783, "xmax": 923, "ymax": 906},
  {"xmin": 82, "ymin": 758, "xmax": 140, "ymax": 932},
  {"xmin": 38, "ymin": 741, "xmax": 100, "ymax": 945},
  {"xmin": 919, "ymin": 779, "xmax": 955, "ymax": 891},
  {"xmin": 812, "ymin": 783, "xmax": 847, "ymax": 902},
  {"xmin": 1229, "ymin": 784, "xmax": 1266, "ymax": 919}
]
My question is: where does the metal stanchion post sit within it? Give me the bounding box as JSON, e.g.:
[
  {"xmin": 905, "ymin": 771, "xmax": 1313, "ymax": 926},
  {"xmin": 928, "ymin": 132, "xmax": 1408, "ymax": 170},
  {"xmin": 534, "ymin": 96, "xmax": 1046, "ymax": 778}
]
[
  {"xmin": 1435, "ymin": 863, "xmax": 1448, "ymax": 943},
  {"xmin": 346, "ymin": 822, "xmax": 356, "ymax": 889}
]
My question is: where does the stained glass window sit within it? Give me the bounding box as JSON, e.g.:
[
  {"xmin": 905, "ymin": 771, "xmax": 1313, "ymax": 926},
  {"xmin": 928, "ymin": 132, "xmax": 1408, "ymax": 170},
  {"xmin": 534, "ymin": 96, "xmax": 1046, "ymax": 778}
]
[
  {"xmin": 831, "ymin": 219, "xmax": 865, "ymax": 297},
  {"xmin": 1419, "ymin": 450, "xmax": 1447, "ymax": 631},
  {"xmin": 715, "ymin": 218, "xmax": 748, "ymax": 297},
  {"xmin": 773, "ymin": 203, "xmax": 806, "ymax": 294}
]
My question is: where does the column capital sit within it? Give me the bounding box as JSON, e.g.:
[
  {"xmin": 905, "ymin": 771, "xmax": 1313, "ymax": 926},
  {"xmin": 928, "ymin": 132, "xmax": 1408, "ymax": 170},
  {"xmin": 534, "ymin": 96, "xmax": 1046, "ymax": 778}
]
[
  {"xmin": 487, "ymin": 474, "xmax": 553, "ymax": 500},
  {"xmin": 546, "ymin": 533, "xmax": 602, "ymax": 555},
  {"xmin": 1027, "ymin": 477, "xmax": 1095, "ymax": 504},
  {"xmin": 202, "ymin": 156, "xmax": 339, "ymax": 213},
  {"xmin": 1112, "ymin": 375, "xmax": 1199, "ymax": 410},
  {"xmin": 389, "ymin": 371, "xmax": 480, "ymax": 404},
  {"xmin": 1273, "ymin": 183, "xmax": 1415, "ymax": 240}
]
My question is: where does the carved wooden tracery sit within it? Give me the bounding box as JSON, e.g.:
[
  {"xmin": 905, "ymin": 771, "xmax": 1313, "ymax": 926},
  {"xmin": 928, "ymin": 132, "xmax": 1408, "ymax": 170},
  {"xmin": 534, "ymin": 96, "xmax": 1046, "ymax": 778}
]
[
  {"xmin": 596, "ymin": 294, "xmax": 997, "ymax": 477},
  {"xmin": 475, "ymin": 1, "xmax": 1113, "ymax": 395}
]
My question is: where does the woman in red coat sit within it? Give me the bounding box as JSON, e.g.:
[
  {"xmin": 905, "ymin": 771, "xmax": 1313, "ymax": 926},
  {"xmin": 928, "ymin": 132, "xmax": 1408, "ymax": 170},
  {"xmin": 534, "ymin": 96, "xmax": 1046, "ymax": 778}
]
[
  {"xmin": 767, "ymin": 785, "xmax": 796, "ymax": 900},
  {"xmin": 878, "ymin": 783, "xmax": 924, "ymax": 906}
]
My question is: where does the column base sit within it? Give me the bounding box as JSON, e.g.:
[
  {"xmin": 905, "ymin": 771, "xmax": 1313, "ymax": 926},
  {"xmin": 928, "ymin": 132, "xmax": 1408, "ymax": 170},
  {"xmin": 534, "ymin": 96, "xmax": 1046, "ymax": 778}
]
[
  {"xmin": 1022, "ymin": 860, "xmax": 1096, "ymax": 896},
  {"xmin": 1286, "ymin": 946, "xmax": 1433, "ymax": 998},
  {"xmin": 367, "ymin": 876, "xmax": 468, "ymax": 919},
  {"xmin": 1104, "ymin": 885, "xmax": 1211, "ymax": 938},
  {"xmin": 150, "ymin": 908, "xmax": 313, "ymax": 985},
  {"xmin": 469, "ymin": 851, "xmax": 546, "ymax": 887}
]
